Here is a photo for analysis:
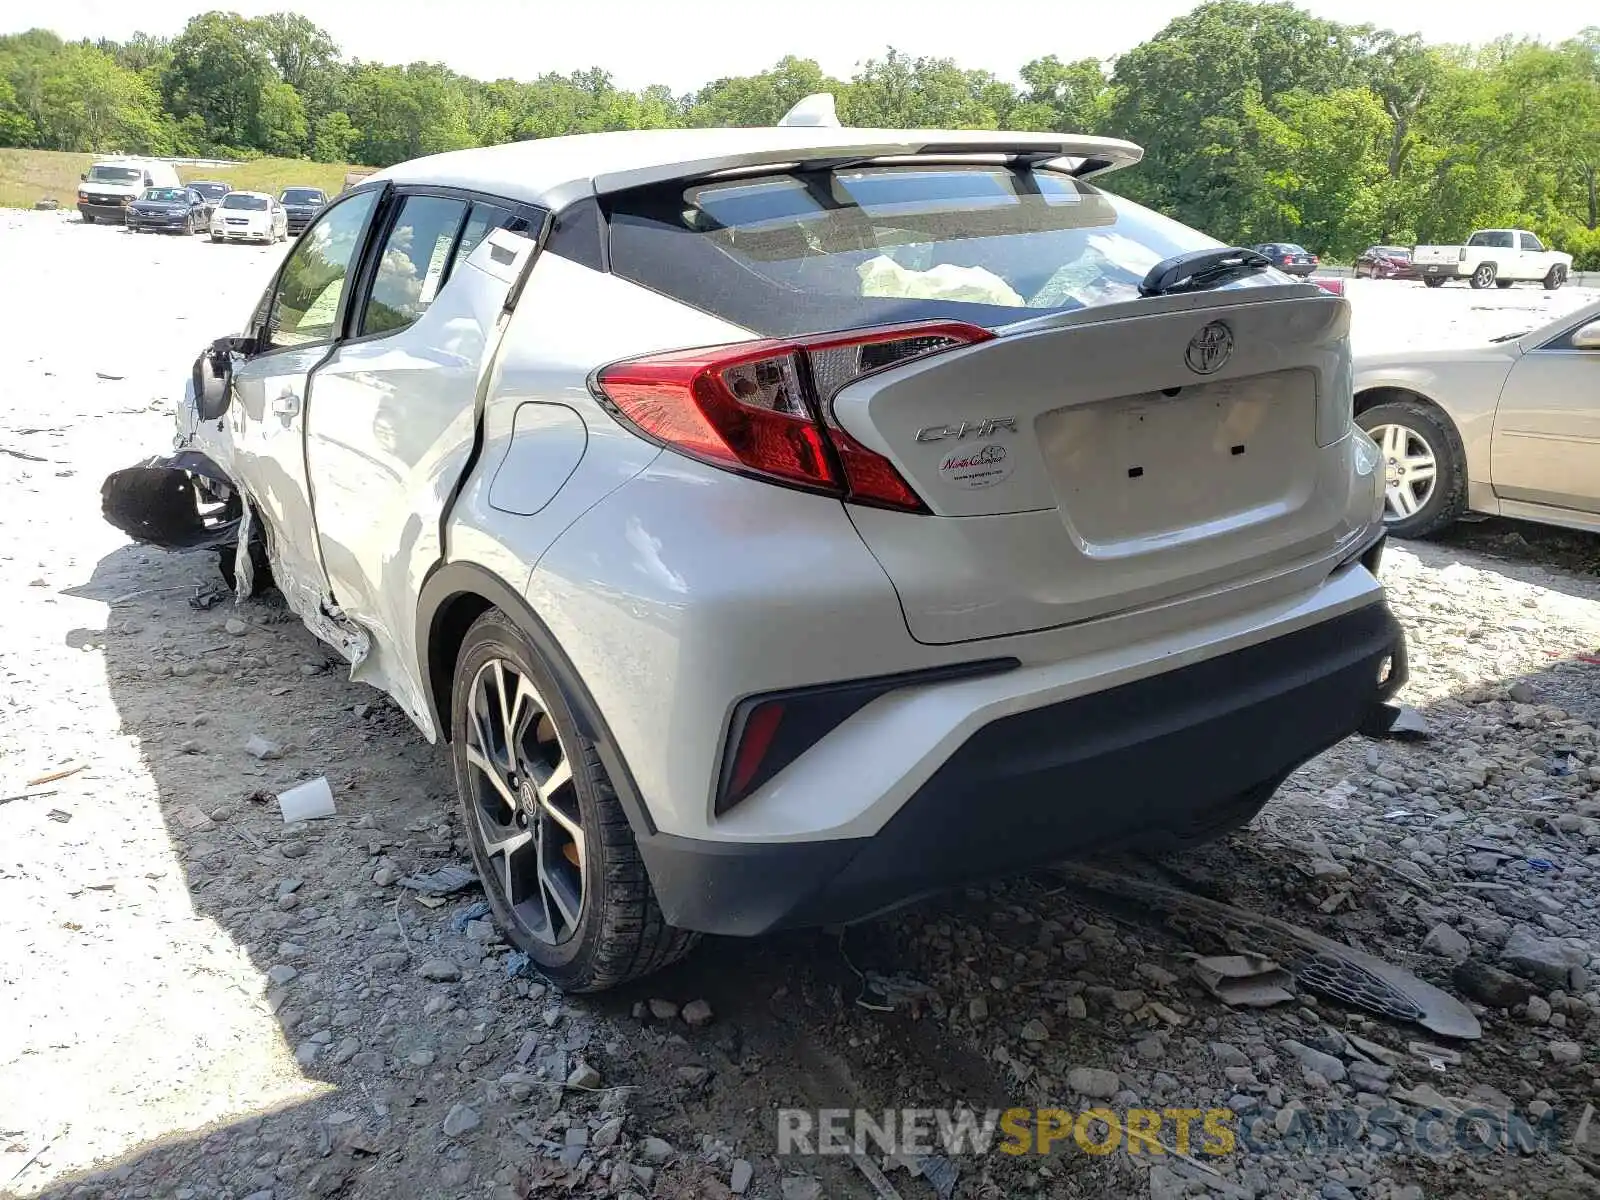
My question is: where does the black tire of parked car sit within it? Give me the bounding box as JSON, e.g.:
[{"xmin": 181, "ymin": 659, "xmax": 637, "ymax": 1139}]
[
  {"xmin": 1423, "ymin": 277, "xmax": 1445, "ymax": 288},
  {"xmin": 1545, "ymin": 264, "xmax": 1567, "ymax": 290},
  {"xmin": 1469, "ymin": 262, "xmax": 1497, "ymax": 289},
  {"xmin": 1495, "ymin": 279, "xmax": 1514, "ymax": 289},
  {"xmin": 450, "ymin": 608, "xmax": 698, "ymax": 991},
  {"xmin": 1356, "ymin": 398, "xmax": 1469, "ymax": 540}
]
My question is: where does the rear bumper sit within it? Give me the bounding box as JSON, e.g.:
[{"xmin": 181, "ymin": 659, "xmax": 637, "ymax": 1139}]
[
  {"xmin": 640, "ymin": 594, "xmax": 1406, "ymax": 936},
  {"xmin": 1417, "ymin": 262, "xmax": 1466, "ymax": 278}
]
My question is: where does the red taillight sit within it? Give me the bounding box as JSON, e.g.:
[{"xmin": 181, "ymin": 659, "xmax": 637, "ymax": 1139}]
[{"xmin": 595, "ymin": 321, "xmax": 992, "ymax": 511}]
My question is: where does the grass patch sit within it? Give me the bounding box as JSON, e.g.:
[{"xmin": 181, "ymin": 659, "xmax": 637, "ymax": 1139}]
[{"xmin": 0, "ymin": 148, "xmax": 368, "ymax": 211}]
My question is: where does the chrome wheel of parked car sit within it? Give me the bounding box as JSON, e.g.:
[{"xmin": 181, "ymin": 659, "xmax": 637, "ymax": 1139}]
[
  {"xmin": 1369, "ymin": 421, "xmax": 1438, "ymax": 521},
  {"xmin": 463, "ymin": 655, "xmax": 586, "ymax": 946},
  {"xmin": 1356, "ymin": 398, "xmax": 1466, "ymax": 539},
  {"xmin": 1470, "ymin": 263, "xmax": 1497, "ymax": 289},
  {"xmin": 1545, "ymin": 264, "xmax": 1567, "ymax": 290}
]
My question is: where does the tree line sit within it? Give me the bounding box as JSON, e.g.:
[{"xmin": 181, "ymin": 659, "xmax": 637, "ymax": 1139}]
[{"xmin": 3, "ymin": 3, "xmax": 1598, "ymax": 265}]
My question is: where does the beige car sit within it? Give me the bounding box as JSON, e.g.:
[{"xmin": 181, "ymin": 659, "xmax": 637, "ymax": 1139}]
[{"xmin": 1353, "ymin": 300, "xmax": 1600, "ymax": 538}]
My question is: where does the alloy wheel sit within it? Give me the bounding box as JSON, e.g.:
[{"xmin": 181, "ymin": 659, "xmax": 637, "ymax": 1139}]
[
  {"xmin": 462, "ymin": 658, "xmax": 585, "ymax": 945},
  {"xmin": 1369, "ymin": 422, "xmax": 1438, "ymax": 522}
]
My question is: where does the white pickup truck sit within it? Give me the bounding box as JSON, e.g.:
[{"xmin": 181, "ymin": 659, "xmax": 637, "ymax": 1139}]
[{"xmin": 1412, "ymin": 229, "xmax": 1571, "ymax": 290}]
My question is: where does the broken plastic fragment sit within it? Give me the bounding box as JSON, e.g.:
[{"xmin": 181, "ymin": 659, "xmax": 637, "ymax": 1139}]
[
  {"xmin": 451, "ymin": 900, "xmax": 491, "ymax": 931},
  {"xmin": 277, "ymin": 776, "xmax": 336, "ymax": 822},
  {"xmin": 398, "ymin": 865, "xmax": 478, "ymax": 895},
  {"xmin": 1055, "ymin": 863, "xmax": 1482, "ymax": 1039},
  {"xmin": 1192, "ymin": 954, "xmax": 1295, "ymax": 1008}
]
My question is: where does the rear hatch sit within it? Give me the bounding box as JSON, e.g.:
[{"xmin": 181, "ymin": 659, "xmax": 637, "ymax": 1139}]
[
  {"xmin": 605, "ymin": 157, "xmax": 1357, "ymax": 644},
  {"xmin": 835, "ymin": 291, "xmax": 1352, "ymax": 642}
]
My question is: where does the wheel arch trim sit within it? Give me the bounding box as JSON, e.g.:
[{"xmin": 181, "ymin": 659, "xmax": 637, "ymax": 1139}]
[{"xmin": 414, "ymin": 561, "xmax": 658, "ymax": 838}]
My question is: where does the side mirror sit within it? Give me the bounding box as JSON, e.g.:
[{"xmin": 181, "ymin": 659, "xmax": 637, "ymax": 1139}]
[
  {"xmin": 1571, "ymin": 320, "xmax": 1600, "ymax": 351},
  {"xmin": 193, "ymin": 337, "xmax": 239, "ymax": 421},
  {"xmin": 80, "ymin": 172, "xmax": 87, "ymax": 181}
]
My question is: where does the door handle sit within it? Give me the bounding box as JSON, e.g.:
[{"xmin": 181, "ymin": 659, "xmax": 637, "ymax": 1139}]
[{"xmin": 272, "ymin": 392, "xmax": 301, "ymax": 418}]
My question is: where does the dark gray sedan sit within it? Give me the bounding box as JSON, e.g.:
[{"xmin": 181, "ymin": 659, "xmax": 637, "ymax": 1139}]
[
  {"xmin": 279, "ymin": 187, "xmax": 327, "ymax": 235},
  {"xmin": 126, "ymin": 186, "xmax": 207, "ymax": 235}
]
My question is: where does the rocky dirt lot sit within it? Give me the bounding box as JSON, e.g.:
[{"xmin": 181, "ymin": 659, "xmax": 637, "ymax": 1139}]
[{"xmin": 3, "ymin": 207, "xmax": 1600, "ymax": 1200}]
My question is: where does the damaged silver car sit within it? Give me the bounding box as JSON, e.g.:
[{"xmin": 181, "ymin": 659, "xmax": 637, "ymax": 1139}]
[{"xmin": 105, "ymin": 107, "xmax": 1403, "ymax": 991}]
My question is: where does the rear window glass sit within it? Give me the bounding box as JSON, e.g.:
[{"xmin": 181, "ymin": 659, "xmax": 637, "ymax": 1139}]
[
  {"xmin": 1468, "ymin": 231, "xmax": 1514, "ymax": 248},
  {"xmin": 606, "ymin": 165, "xmax": 1276, "ymax": 336}
]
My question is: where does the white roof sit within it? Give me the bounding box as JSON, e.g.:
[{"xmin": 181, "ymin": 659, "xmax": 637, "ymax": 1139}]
[{"xmin": 369, "ymin": 126, "xmax": 1144, "ymax": 212}]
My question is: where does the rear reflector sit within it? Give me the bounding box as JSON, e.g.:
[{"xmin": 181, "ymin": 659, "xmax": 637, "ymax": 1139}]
[
  {"xmin": 595, "ymin": 321, "xmax": 992, "ymax": 510},
  {"xmin": 715, "ymin": 657, "xmax": 1021, "ymax": 816}
]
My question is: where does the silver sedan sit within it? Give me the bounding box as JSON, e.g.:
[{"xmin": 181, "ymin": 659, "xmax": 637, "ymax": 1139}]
[{"xmin": 1352, "ymin": 300, "xmax": 1600, "ymax": 538}]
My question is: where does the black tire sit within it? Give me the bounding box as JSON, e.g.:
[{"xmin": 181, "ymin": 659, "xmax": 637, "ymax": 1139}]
[
  {"xmin": 1356, "ymin": 398, "xmax": 1468, "ymax": 539},
  {"xmin": 1495, "ymin": 279, "xmax": 1514, "ymax": 289},
  {"xmin": 210, "ymin": 233, "xmax": 222, "ymax": 243},
  {"xmin": 450, "ymin": 608, "xmax": 697, "ymax": 992},
  {"xmin": 1469, "ymin": 262, "xmax": 1497, "ymax": 289},
  {"xmin": 1423, "ymin": 276, "xmax": 1444, "ymax": 288},
  {"xmin": 1545, "ymin": 264, "xmax": 1567, "ymax": 290},
  {"xmin": 81, "ymin": 212, "xmax": 93, "ymax": 225}
]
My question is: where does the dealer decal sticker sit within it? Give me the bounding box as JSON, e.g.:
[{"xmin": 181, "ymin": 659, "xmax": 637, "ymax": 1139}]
[{"xmin": 939, "ymin": 443, "xmax": 1011, "ymax": 489}]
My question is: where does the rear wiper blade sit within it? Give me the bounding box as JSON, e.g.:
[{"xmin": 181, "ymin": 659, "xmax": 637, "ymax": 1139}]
[{"xmin": 1140, "ymin": 247, "xmax": 1273, "ymax": 298}]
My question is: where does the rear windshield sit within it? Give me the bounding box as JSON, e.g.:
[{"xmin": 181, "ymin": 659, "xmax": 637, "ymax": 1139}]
[
  {"xmin": 142, "ymin": 188, "xmax": 188, "ymax": 202},
  {"xmin": 282, "ymin": 188, "xmax": 324, "ymax": 204},
  {"xmin": 606, "ymin": 165, "xmax": 1281, "ymax": 336},
  {"xmin": 88, "ymin": 165, "xmax": 143, "ymax": 182},
  {"xmin": 221, "ymin": 194, "xmax": 268, "ymax": 211},
  {"xmin": 1373, "ymin": 246, "xmax": 1409, "ymax": 257},
  {"xmin": 191, "ymin": 182, "xmax": 228, "ymax": 198},
  {"xmin": 1468, "ymin": 231, "xmax": 1514, "ymax": 248}
]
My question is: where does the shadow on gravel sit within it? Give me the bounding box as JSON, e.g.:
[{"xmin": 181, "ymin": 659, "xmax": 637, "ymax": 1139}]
[{"xmin": 28, "ymin": 520, "xmax": 1600, "ymax": 1199}]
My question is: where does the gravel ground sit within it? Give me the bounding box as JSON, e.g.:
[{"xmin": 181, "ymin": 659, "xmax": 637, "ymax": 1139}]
[{"xmin": 3, "ymin": 208, "xmax": 1600, "ymax": 1200}]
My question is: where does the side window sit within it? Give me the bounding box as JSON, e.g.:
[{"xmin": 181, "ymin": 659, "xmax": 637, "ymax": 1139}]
[
  {"xmin": 1522, "ymin": 232, "xmax": 1545, "ymax": 252},
  {"xmin": 360, "ymin": 195, "xmax": 469, "ymax": 336},
  {"xmin": 265, "ymin": 190, "xmax": 380, "ymax": 350},
  {"xmin": 455, "ymin": 202, "xmax": 524, "ymax": 264}
]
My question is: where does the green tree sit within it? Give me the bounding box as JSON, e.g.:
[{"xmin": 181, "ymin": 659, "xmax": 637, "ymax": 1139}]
[
  {"xmin": 1011, "ymin": 56, "xmax": 1109, "ymax": 133},
  {"xmin": 687, "ymin": 56, "xmax": 840, "ymax": 127},
  {"xmin": 310, "ymin": 109, "xmax": 358, "ymax": 162},
  {"xmin": 1108, "ymin": 1, "xmax": 1364, "ymax": 233},
  {"xmin": 841, "ymin": 49, "xmax": 1014, "ymax": 128},
  {"xmin": 161, "ymin": 11, "xmax": 276, "ymax": 152}
]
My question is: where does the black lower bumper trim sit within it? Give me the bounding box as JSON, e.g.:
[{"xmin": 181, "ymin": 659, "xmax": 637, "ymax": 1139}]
[{"xmin": 640, "ymin": 600, "xmax": 1407, "ymax": 936}]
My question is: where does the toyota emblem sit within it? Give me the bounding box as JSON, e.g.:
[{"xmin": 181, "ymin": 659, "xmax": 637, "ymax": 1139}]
[{"xmin": 1185, "ymin": 322, "xmax": 1234, "ymax": 375}]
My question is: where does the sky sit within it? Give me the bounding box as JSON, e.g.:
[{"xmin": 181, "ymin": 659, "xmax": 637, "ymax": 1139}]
[{"xmin": 2, "ymin": 0, "xmax": 1591, "ymax": 92}]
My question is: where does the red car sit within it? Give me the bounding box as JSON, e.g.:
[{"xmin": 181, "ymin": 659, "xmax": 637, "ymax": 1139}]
[{"xmin": 1354, "ymin": 245, "xmax": 1414, "ymax": 280}]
